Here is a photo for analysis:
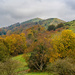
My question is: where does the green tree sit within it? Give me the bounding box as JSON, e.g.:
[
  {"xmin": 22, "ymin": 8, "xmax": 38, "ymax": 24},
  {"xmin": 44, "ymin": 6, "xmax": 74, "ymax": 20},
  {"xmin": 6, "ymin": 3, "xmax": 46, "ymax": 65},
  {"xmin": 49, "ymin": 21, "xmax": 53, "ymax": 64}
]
[
  {"xmin": 28, "ymin": 43, "xmax": 49, "ymax": 71},
  {"xmin": 0, "ymin": 37, "xmax": 9, "ymax": 62},
  {"xmin": 47, "ymin": 25, "xmax": 55, "ymax": 31},
  {"xmin": 24, "ymin": 37, "xmax": 51, "ymax": 71},
  {"xmin": 56, "ymin": 23, "xmax": 64, "ymax": 28}
]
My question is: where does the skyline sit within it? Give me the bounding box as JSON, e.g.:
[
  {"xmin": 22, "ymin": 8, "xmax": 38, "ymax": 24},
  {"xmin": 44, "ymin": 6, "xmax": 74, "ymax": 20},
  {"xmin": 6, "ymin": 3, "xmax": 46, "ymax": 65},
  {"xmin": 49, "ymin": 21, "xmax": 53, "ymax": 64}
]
[{"xmin": 0, "ymin": 0, "xmax": 75, "ymax": 27}]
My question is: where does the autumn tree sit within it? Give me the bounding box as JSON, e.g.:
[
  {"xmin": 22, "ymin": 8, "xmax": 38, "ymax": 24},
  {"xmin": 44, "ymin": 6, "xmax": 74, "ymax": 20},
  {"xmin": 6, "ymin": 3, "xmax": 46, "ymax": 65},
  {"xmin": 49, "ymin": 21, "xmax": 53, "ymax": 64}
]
[
  {"xmin": 52, "ymin": 30, "xmax": 75, "ymax": 59},
  {"xmin": 24, "ymin": 33, "xmax": 52, "ymax": 71},
  {"xmin": 24, "ymin": 25, "xmax": 45, "ymax": 47},
  {"xmin": 5, "ymin": 33, "xmax": 27, "ymax": 56},
  {"xmin": 0, "ymin": 37, "xmax": 9, "ymax": 62}
]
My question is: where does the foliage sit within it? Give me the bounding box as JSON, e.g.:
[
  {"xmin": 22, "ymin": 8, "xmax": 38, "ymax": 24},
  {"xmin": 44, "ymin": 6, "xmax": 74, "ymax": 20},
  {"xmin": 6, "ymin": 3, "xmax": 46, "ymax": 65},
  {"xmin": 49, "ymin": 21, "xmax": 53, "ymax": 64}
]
[
  {"xmin": 0, "ymin": 37, "xmax": 9, "ymax": 62},
  {"xmin": 24, "ymin": 35, "xmax": 52, "ymax": 71},
  {"xmin": 0, "ymin": 59, "xmax": 20, "ymax": 75},
  {"xmin": 0, "ymin": 29, "xmax": 6, "ymax": 35},
  {"xmin": 28, "ymin": 44, "xmax": 49, "ymax": 71},
  {"xmin": 56, "ymin": 23, "xmax": 64, "ymax": 28},
  {"xmin": 47, "ymin": 58, "xmax": 75, "ymax": 75},
  {"xmin": 47, "ymin": 25, "xmax": 55, "ymax": 31},
  {"xmin": 25, "ymin": 25, "xmax": 45, "ymax": 47},
  {"xmin": 52, "ymin": 30, "xmax": 75, "ymax": 59},
  {"xmin": 5, "ymin": 33, "xmax": 27, "ymax": 56}
]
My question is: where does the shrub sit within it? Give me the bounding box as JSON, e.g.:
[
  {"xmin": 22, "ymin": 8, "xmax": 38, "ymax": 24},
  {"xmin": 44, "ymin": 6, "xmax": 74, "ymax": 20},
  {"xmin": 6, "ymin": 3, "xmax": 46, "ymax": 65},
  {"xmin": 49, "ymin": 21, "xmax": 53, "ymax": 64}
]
[
  {"xmin": 0, "ymin": 59, "xmax": 20, "ymax": 75},
  {"xmin": 47, "ymin": 58, "xmax": 75, "ymax": 75},
  {"xmin": 56, "ymin": 23, "xmax": 64, "ymax": 28},
  {"xmin": 47, "ymin": 25, "xmax": 55, "ymax": 31}
]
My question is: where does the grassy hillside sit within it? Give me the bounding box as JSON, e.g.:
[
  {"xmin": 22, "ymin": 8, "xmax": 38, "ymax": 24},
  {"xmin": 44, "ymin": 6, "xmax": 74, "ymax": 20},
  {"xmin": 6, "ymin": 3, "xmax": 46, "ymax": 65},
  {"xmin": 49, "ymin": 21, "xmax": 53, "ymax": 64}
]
[
  {"xmin": 64, "ymin": 20, "xmax": 75, "ymax": 32},
  {"xmin": 39, "ymin": 18, "xmax": 65, "ymax": 29}
]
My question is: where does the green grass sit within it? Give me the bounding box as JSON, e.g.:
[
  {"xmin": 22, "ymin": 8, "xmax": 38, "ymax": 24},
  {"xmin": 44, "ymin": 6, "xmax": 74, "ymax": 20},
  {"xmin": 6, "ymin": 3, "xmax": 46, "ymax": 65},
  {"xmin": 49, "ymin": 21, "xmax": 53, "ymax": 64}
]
[
  {"xmin": 12, "ymin": 54, "xmax": 54, "ymax": 75},
  {"xmin": 12, "ymin": 55, "xmax": 25, "ymax": 62},
  {"xmin": 18, "ymin": 72, "xmax": 51, "ymax": 75},
  {"xmin": 12, "ymin": 54, "xmax": 29, "ymax": 73}
]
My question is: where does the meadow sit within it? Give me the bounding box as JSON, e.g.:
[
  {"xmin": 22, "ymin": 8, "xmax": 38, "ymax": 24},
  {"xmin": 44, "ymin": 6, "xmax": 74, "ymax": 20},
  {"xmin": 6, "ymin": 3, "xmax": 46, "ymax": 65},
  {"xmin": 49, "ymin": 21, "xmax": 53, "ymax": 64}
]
[{"xmin": 12, "ymin": 55, "xmax": 51, "ymax": 75}]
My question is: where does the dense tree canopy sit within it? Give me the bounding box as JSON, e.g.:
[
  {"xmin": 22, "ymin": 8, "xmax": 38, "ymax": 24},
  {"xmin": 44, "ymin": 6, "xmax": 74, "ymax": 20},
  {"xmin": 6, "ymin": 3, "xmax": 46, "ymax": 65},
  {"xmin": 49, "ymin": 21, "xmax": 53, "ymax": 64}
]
[
  {"xmin": 47, "ymin": 25, "xmax": 55, "ymax": 31},
  {"xmin": 0, "ymin": 37, "xmax": 9, "ymax": 62},
  {"xmin": 52, "ymin": 30, "xmax": 75, "ymax": 59},
  {"xmin": 5, "ymin": 33, "xmax": 27, "ymax": 56}
]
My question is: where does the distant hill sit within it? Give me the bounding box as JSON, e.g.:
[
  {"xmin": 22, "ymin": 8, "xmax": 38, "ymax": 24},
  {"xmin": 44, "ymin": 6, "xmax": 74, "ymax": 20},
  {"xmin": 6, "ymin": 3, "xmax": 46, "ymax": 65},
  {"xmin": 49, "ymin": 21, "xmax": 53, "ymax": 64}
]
[
  {"xmin": 38, "ymin": 18, "xmax": 65, "ymax": 29},
  {"xmin": 1, "ymin": 18, "xmax": 66, "ymax": 35},
  {"xmin": 21, "ymin": 18, "xmax": 43, "ymax": 25}
]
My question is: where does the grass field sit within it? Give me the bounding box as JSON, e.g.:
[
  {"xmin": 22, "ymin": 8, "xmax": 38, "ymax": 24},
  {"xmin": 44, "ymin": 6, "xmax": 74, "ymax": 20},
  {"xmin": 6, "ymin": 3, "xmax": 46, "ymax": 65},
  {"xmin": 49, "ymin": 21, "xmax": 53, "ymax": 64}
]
[
  {"xmin": 12, "ymin": 54, "xmax": 52, "ymax": 75},
  {"xmin": 18, "ymin": 72, "xmax": 50, "ymax": 75}
]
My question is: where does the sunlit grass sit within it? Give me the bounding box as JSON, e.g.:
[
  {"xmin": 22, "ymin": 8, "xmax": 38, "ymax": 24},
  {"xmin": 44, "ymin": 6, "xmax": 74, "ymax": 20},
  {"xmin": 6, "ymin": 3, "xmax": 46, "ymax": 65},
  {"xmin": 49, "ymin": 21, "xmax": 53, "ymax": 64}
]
[{"xmin": 12, "ymin": 54, "xmax": 29, "ymax": 73}]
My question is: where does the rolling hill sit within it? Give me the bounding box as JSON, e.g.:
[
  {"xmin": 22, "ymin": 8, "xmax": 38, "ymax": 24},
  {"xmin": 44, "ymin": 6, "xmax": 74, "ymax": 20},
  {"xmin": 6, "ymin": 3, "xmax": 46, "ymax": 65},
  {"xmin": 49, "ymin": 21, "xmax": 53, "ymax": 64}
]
[
  {"xmin": 0, "ymin": 18, "xmax": 66, "ymax": 35},
  {"xmin": 21, "ymin": 18, "xmax": 43, "ymax": 25},
  {"xmin": 38, "ymin": 18, "xmax": 65, "ymax": 28}
]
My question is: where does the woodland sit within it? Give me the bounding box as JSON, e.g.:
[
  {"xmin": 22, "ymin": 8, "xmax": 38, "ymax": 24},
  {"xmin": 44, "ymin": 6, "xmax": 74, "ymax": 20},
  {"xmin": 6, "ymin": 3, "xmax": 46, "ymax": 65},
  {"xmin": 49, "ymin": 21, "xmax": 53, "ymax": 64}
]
[{"xmin": 0, "ymin": 18, "xmax": 75, "ymax": 75}]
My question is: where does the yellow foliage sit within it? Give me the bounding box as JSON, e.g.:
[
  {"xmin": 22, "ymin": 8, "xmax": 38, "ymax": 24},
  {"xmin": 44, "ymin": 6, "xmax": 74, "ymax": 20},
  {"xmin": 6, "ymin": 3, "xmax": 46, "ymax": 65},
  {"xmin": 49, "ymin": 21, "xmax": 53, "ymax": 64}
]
[
  {"xmin": 5, "ymin": 33, "xmax": 27, "ymax": 56},
  {"xmin": 52, "ymin": 30, "xmax": 75, "ymax": 59}
]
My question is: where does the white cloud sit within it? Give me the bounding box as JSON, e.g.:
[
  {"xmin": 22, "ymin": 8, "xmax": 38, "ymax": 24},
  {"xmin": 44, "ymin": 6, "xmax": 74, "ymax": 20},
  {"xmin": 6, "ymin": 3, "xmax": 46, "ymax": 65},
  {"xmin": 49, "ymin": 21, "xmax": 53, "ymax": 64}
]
[{"xmin": 0, "ymin": 0, "xmax": 75, "ymax": 27}]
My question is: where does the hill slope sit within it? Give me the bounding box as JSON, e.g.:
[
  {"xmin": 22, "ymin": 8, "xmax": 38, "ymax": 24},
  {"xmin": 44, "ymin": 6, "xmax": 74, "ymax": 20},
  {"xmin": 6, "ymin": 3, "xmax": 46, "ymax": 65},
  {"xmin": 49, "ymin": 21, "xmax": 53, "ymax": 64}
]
[
  {"xmin": 1, "ymin": 18, "xmax": 66, "ymax": 35},
  {"xmin": 64, "ymin": 20, "xmax": 75, "ymax": 32},
  {"xmin": 39, "ymin": 18, "xmax": 65, "ymax": 28},
  {"xmin": 21, "ymin": 18, "xmax": 43, "ymax": 25}
]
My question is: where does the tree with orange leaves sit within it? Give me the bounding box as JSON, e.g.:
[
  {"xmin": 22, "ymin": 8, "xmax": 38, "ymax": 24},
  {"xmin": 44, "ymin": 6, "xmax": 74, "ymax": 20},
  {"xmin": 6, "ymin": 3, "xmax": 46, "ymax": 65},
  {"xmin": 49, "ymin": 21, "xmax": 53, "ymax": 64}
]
[{"xmin": 5, "ymin": 33, "xmax": 26, "ymax": 56}]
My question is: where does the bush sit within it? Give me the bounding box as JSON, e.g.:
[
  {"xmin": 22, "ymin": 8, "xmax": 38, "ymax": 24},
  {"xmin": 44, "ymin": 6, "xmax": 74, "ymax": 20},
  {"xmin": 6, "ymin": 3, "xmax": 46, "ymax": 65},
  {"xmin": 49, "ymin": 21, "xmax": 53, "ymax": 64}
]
[
  {"xmin": 0, "ymin": 59, "xmax": 20, "ymax": 75},
  {"xmin": 47, "ymin": 58, "xmax": 75, "ymax": 75},
  {"xmin": 47, "ymin": 25, "xmax": 55, "ymax": 31},
  {"xmin": 56, "ymin": 23, "xmax": 64, "ymax": 28}
]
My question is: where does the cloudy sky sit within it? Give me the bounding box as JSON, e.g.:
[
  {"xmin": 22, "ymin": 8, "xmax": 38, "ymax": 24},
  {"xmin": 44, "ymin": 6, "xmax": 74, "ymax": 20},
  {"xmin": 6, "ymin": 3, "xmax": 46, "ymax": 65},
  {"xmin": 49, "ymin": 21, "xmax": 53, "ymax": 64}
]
[{"xmin": 0, "ymin": 0, "xmax": 75, "ymax": 27}]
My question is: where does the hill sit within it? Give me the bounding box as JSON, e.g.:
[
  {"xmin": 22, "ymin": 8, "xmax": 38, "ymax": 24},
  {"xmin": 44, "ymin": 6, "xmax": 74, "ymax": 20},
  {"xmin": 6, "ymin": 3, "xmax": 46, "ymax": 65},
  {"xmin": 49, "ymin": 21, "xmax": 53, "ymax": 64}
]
[
  {"xmin": 21, "ymin": 18, "xmax": 43, "ymax": 24},
  {"xmin": 38, "ymin": 18, "xmax": 65, "ymax": 29},
  {"xmin": 0, "ymin": 18, "xmax": 65, "ymax": 35}
]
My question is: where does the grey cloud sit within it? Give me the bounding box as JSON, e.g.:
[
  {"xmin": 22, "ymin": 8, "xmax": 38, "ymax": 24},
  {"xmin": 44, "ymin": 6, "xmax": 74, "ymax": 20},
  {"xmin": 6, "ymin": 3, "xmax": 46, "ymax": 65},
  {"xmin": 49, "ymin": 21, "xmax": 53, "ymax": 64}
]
[
  {"xmin": 0, "ymin": 0, "xmax": 75, "ymax": 27},
  {"xmin": 64, "ymin": 0, "xmax": 75, "ymax": 10}
]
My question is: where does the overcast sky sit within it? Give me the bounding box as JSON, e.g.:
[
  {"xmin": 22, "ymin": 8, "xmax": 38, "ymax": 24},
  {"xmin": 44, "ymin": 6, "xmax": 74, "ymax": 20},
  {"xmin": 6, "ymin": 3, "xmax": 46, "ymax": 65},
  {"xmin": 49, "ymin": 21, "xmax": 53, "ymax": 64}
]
[{"xmin": 0, "ymin": 0, "xmax": 75, "ymax": 28}]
